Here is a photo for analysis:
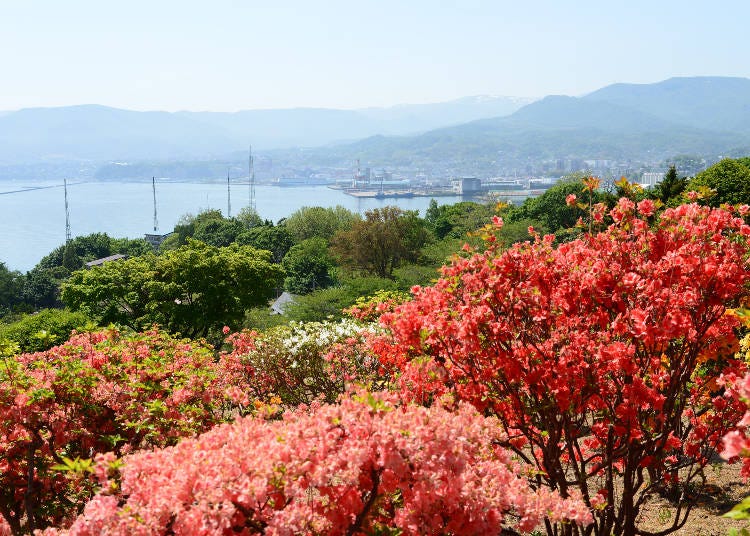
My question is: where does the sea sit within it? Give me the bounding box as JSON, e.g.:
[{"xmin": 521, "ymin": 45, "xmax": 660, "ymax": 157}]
[{"xmin": 0, "ymin": 179, "xmax": 474, "ymax": 272}]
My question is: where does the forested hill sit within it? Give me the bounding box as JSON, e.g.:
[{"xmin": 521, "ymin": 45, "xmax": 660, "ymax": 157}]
[
  {"xmin": 281, "ymin": 77, "xmax": 750, "ymax": 171},
  {"xmin": 583, "ymin": 76, "xmax": 750, "ymax": 134},
  {"xmin": 3, "ymin": 77, "xmax": 750, "ymax": 177}
]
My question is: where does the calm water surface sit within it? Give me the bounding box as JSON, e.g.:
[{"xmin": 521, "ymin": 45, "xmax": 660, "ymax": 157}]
[{"xmin": 0, "ymin": 179, "xmax": 474, "ymax": 272}]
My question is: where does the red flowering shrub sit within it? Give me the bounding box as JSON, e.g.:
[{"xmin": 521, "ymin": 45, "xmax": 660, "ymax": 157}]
[
  {"xmin": 43, "ymin": 391, "xmax": 592, "ymax": 535},
  {"xmin": 372, "ymin": 202, "xmax": 750, "ymax": 535},
  {"xmin": 720, "ymin": 366, "xmax": 750, "ymax": 520},
  {"xmin": 0, "ymin": 328, "xmax": 251, "ymax": 534}
]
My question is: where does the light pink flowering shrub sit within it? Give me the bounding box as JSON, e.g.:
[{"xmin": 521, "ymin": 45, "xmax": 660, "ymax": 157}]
[
  {"xmin": 0, "ymin": 328, "xmax": 252, "ymax": 534},
  {"xmin": 45, "ymin": 392, "xmax": 591, "ymax": 535}
]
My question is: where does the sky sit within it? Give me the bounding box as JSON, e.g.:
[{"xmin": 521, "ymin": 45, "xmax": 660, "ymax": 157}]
[{"xmin": 1, "ymin": 0, "xmax": 749, "ymax": 112}]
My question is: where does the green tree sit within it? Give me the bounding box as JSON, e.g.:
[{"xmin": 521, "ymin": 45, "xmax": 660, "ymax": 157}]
[
  {"xmin": 508, "ymin": 174, "xmax": 605, "ymax": 235},
  {"xmin": 330, "ymin": 206, "xmax": 429, "ymax": 278},
  {"xmin": 281, "ymin": 237, "xmax": 336, "ymax": 294},
  {"xmin": 236, "ymin": 225, "xmax": 294, "ymax": 263},
  {"xmin": 21, "ymin": 268, "xmax": 59, "ymax": 309},
  {"xmin": 61, "ymin": 242, "xmax": 82, "ymax": 272},
  {"xmin": 234, "ymin": 206, "xmax": 264, "ymax": 229},
  {"xmin": 60, "ymin": 255, "xmax": 157, "ymax": 330},
  {"xmin": 62, "ymin": 241, "xmax": 284, "ymax": 340},
  {"xmin": 36, "ymin": 233, "xmax": 113, "ymax": 272},
  {"xmin": 687, "ymin": 158, "xmax": 750, "ymax": 207},
  {"xmin": 0, "ymin": 262, "xmax": 24, "ymax": 315},
  {"xmin": 648, "ymin": 165, "xmax": 688, "ymax": 205},
  {"xmin": 284, "ymin": 205, "xmax": 360, "ymax": 242},
  {"xmin": 193, "ymin": 218, "xmax": 245, "ymax": 247},
  {"xmin": 170, "ymin": 210, "xmax": 225, "ymax": 246},
  {"xmin": 425, "ymin": 200, "xmax": 496, "ymax": 239}
]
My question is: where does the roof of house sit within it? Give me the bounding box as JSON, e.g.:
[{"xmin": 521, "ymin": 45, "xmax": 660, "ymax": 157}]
[
  {"xmin": 84, "ymin": 254, "xmax": 128, "ymax": 268},
  {"xmin": 270, "ymin": 291, "xmax": 297, "ymax": 315}
]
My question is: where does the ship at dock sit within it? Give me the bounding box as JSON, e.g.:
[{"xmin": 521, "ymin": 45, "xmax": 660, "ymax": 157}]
[{"xmin": 271, "ymin": 176, "xmax": 334, "ymax": 187}]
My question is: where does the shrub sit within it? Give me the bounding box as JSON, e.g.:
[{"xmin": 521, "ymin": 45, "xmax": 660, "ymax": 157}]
[
  {"xmin": 372, "ymin": 202, "xmax": 750, "ymax": 536},
  {"xmin": 43, "ymin": 392, "xmax": 592, "ymax": 535},
  {"xmin": 0, "ymin": 328, "xmax": 251, "ymax": 534}
]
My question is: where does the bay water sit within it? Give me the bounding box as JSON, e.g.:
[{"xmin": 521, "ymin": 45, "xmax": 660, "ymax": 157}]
[{"xmin": 1, "ymin": 179, "xmax": 471, "ymax": 272}]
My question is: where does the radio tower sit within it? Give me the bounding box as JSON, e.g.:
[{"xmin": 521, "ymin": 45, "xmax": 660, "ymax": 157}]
[
  {"xmin": 152, "ymin": 177, "xmax": 159, "ymax": 232},
  {"xmin": 64, "ymin": 178, "xmax": 71, "ymax": 242},
  {"xmin": 248, "ymin": 145, "xmax": 256, "ymax": 211},
  {"xmin": 227, "ymin": 169, "xmax": 232, "ymax": 217}
]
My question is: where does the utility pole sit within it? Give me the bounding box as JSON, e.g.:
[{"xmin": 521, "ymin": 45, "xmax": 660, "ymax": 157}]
[
  {"xmin": 249, "ymin": 145, "xmax": 256, "ymax": 212},
  {"xmin": 64, "ymin": 178, "xmax": 71, "ymax": 242},
  {"xmin": 152, "ymin": 176, "xmax": 159, "ymax": 232},
  {"xmin": 227, "ymin": 169, "xmax": 232, "ymax": 218}
]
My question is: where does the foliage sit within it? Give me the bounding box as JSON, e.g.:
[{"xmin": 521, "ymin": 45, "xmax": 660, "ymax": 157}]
[
  {"xmin": 0, "ymin": 327, "xmax": 251, "ymax": 534},
  {"xmin": 20, "ymin": 267, "xmax": 60, "ymax": 310},
  {"xmin": 61, "ymin": 240, "xmax": 284, "ymax": 340},
  {"xmin": 331, "ymin": 206, "xmax": 429, "ymax": 278},
  {"xmin": 508, "ymin": 175, "xmax": 607, "ymax": 235},
  {"xmin": 43, "ymin": 391, "xmax": 592, "ymax": 536},
  {"xmin": 236, "ymin": 224, "xmax": 294, "ymax": 263},
  {"xmin": 283, "ymin": 205, "xmax": 360, "ymax": 243},
  {"xmin": 35, "ymin": 233, "xmax": 150, "ymax": 274},
  {"xmin": 192, "ymin": 218, "xmax": 246, "ymax": 247},
  {"xmin": 687, "ymin": 158, "xmax": 750, "ymax": 207},
  {"xmin": 649, "ymin": 165, "xmax": 688, "ymax": 205},
  {"xmin": 424, "ymin": 199, "xmax": 496, "ymax": 239},
  {"xmin": 284, "ymin": 277, "xmax": 400, "ymax": 323},
  {"xmin": 371, "ymin": 202, "xmax": 750, "ymax": 536},
  {"xmin": 169, "ymin": 209, "xmax": 225, "ymax": 247},
  {"xmin": 234, "ymin": 207, "xmax": 265, "ymax": 229},
  {"xmin": 0, "ymin": 263, "xmax": 24, "ymax": 315},
  {"xmin": 346, "ymin": 290, "xmax": 411, "ymax": 323},
  {"xmin": 222, "ymin": 319, "xmax": 379, "ymax": 406},
  {"xmin": 281, "ymin": 237, "xmax": 336, "ymax": 294},
  {"xmin": 243, "ymin": 305, "xmax": 290, "ymax": 331},
  {"xmin": 0, "ymin": 309, "xmax": 92, "ymax": 353}
]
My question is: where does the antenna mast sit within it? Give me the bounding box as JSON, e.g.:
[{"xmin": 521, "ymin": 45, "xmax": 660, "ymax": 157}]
[
  {"xmin": 248, "ymin": 145, "xmax": 256, "ymax": 211},
  {"xmin": 227, "ymin": 169, "xmax": 232, "ymax": 218},
  {"xmin": 152, "ymin": 176, "xmax": 159, "ymax": 232},
  {"xmin": 64, "ymin": 178, "xmax": 71, "ymax": 242}
]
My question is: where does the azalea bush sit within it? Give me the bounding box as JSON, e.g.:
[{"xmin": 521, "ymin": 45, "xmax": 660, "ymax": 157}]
[
  {"xmin": 371, "ymin": 201, "xmax": 750, "ymax": 536},
  {"xmin": 0, "ymin": 328, "xmax": 251, "ymax": 534},
  {"xmin": 221, "ymin": 319, "xmax": 383, "ymax": 406},
  {"xmin": 721, "ymin": 350, "xmax": 750, "ymax": 522},
  {"xmin": 42, "ymin": 391, "xmax": 592, "ymax": 536}
]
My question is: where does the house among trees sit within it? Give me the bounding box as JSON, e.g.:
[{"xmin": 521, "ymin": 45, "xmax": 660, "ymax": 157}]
[
  {"xmin": 84, "ymin": 254, "xmax": 128, "ymax": 268},
  {"xmin": 270, "ymin": 291, "xmax": 297, "ymax": 315}
]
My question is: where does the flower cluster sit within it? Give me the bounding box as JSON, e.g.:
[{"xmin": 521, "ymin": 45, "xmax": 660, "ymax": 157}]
[
  {"xmin": 43, "ymin": 391, "xmax": 591, "ymax": 535},
  {"xmin": 221, "ymin": 320, "xmax": 381, "ymax": 406},
  {"xmin": 0, "ymin": 328, "xmax": 251, "ymax": 534},
  {"xmin": 371, "ymin": 201, "xmax": 750, "ymax": 535}
]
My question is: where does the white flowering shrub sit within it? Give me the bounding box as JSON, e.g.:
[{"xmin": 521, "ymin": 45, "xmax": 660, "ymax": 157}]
[{"xmin": 222, "ymin": 319, "xmax": 383, "ymax": 406}]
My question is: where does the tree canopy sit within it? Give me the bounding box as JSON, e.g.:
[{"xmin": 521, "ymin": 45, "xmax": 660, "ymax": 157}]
[
  {"xmin": 330, "ymin": 206, "xmax": 429, "ymax": 278},
  {"xmin": 61, "ymin": 240, "xmax": 283, "ymax": 340}
]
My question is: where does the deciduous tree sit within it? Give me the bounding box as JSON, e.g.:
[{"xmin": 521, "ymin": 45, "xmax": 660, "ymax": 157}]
[{"xmin": 331, "ymin": 206, "xmax": 429, "ymax": 278}]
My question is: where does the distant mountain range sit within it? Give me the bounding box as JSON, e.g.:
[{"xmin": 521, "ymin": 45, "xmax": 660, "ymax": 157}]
[
  {"xmin": 0, "ymin": 96, "xmax": 531, "ymax": 165},
  {"xmin": 1, "ymin": 77, "xmax": 749, "ymax": 178},
  {"xmin": 286, "ymin": 77, "xmax": 750, "ymax": 173}
]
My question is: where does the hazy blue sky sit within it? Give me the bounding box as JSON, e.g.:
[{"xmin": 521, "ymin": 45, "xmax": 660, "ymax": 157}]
[{"xmin": 2, "ymin": 0, "xmax": 748, "ymax": 111}]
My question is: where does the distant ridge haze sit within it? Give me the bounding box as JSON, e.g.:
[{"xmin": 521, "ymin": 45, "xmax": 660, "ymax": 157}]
[
  {"xmin": 0, "ymin": 96, "xmax": 532, "ymax": 163},
  {"xmin": 1, "ymin": 77, "xmax": 750, "ymax": 171}
]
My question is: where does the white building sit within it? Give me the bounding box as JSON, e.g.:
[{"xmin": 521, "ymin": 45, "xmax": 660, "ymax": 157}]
[{"xmin": 640, "ymin": 172, "xmax": 665, "ymax": 188}]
